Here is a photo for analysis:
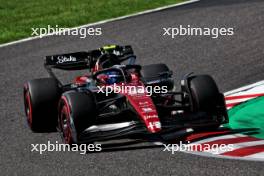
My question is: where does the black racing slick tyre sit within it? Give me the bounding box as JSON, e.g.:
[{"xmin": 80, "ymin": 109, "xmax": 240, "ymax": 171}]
[
  {"xmin": 141, "ymin": 64, "xmax": 170, "ymax": 78},
  {"xmin": 58, "ymin": 91, "xmax": 96, "ymax": 144},
  {"xmin": 23, "ymin": 78, "xmax": 61, "ymax": 132},
  {"xmin": 141, "ymin": 63, "xmax": 174, "ymax": 90},
  {"xmin": 188, "ymin": 75, "xmax": 224, "ymax": 130},
  {"xmin": 189, "ymin": 75, "xmax": 220, "ymax": 112}
]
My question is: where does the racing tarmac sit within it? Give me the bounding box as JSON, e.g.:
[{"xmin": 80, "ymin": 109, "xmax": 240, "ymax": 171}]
[{"xmin": 1, "ymin": 0, "xmax": 264, "ymax": 175}]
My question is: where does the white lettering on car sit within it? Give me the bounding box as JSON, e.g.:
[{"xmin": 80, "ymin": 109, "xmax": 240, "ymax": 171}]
[{"xmin": 56, "ymin": 56, "xmax": 77, "ymax": 64}]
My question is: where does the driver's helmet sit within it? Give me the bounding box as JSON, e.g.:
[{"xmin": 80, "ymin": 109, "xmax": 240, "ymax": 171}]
[{"xmin": 105, "ymin": 70, "xmax": 123, "ymax": 84}]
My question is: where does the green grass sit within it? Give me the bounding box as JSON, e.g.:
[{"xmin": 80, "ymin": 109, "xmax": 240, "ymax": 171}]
[{"xmin": 0, "ymin": 0, "xmax": 185, "ymax": 44}]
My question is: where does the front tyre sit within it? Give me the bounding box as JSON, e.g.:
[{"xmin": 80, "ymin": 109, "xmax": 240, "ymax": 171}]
[
  {"xmin": 58, "ymin": 92, "xmax": 97, "ymax": 144},
  {"xmin": 188, "ymin": 75, "xmax": 227, "ymax": 130}
]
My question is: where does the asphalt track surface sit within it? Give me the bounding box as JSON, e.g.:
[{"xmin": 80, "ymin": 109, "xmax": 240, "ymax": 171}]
[{"xmin": 1, "ymin": 0, "xmax": 264, "ymax": 175}]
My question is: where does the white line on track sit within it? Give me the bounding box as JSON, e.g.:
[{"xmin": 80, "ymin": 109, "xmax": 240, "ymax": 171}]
[
  {"xmin": 224, "ymin": 80, "xmax": 264, "ymax": 96},
  {"xmin": 0, "ymin": 0, "xmax": 200, "ymax": 48},
  {"xmin": 189, "ymin": 134, "xmax": 246, "ymax": 145},
  {"xmin": 182, "ymin": 149, "xmax": 264, "ymax": 161},
  {"xmin": 225, "ymin": 97, "xmax": 258, "ymax": 105},
  {"xmin": 223, "ymin": 140, "xmax": 264, "ymax": 153},
  {"xmin": 195, "ymin": 139, "xmax": 264, "ymax": 155},
  {"xmin": 247, "ymin": 152, "xmax": 264, "ymax": 159}
]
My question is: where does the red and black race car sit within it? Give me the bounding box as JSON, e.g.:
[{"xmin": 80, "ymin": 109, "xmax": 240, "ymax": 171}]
[{"xmin": 23, "ymin": 45, "xmax": 228, "ymax": 144}]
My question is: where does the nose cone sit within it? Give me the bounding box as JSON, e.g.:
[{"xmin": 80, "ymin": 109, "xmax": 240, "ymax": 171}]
[
  {"xmin": 121, "ymin": 82, "xmax": 162, "ymax": 133},
  {"xmin": 146, "ymin": 119, "xmax": 161, "ymax": 133},
  {"xmin": 126, "ymin": 94, "xmax": 162, "ymax": 133}
]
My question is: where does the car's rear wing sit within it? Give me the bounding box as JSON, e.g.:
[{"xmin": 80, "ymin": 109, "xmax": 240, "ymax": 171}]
[
  {"xmin": 44, "ymin": 45, "xmax": 135, "ymax": 85},
  {"xmin": 45, "ymin": 52, "xmax": 91, "ymax": 70},
  {"xmin": 44, "ymin": 45, "xmax": 134, "ymax": 70}
]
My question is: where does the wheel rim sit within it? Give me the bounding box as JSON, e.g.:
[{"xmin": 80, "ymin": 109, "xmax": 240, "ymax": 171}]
[
  {"xmin": 24, "ymin": 90, "xmax": 33, "ymax": 127},
  {"xmin": 60, "ymin": 104, "xmax": 73, "ymax": 144}
]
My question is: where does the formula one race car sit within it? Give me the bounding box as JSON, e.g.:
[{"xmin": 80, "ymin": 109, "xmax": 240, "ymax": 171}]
[{"xmin": 23, "ymin": 45, "xmax": 228, "ymax": 144}]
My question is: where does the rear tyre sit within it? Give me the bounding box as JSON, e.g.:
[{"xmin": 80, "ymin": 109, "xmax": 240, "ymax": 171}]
[
  {"xmin": 141, "ymin": 64, "xmax": 170, "ymax": 78},
  {"xmin": 141, "ymin": 63, "xmax": 174, "ymax": 90},
  {"xmin": 23, "ymin": 78, "xmax": 61, "ymax": 132},
  {"xmin": 58, "ymin": 91, "xmax": 96, "ymax": 144}
]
